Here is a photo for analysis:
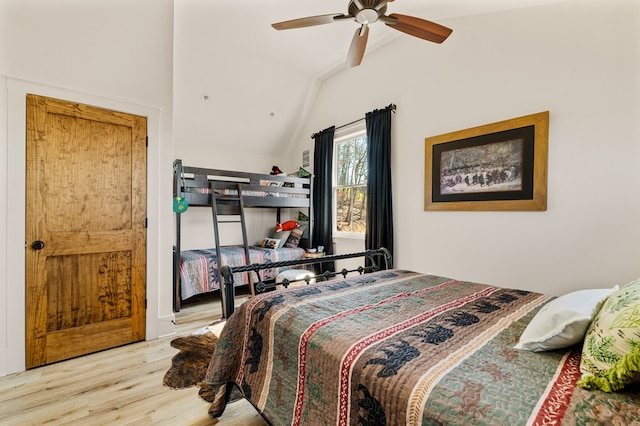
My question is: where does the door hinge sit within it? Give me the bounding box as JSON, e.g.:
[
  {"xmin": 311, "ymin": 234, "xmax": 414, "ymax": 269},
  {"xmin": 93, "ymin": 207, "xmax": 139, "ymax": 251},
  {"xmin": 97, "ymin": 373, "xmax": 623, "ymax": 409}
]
[
  {"xmin": 145, "ymin": 218, "xmax": 148, "ymax": 228},
  {"xmin": 146, "ymin": 136, "xmax": 148, "ymax": 147},
  {"xmin": 145, "ymin": 299, "xmax": 148, "ymax": 309}
]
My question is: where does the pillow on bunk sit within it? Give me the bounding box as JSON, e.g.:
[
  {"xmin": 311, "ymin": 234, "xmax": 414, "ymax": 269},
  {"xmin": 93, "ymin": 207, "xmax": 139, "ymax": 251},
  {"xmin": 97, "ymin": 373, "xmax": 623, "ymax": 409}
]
[
  {"xmin": 260, "ymin": 237, "xmax": 281, "ymax": 250},
  {"xmin": 578, "ymin": 279, "xmax": 640, "ymax": 392},
  {"xmin": 260, "ymin": 179, "xmax": 283, "ymax": 187},
  {"xmin": 270, "ymin": 229, "xmax": 291, "ymax": 249},
  {"xmin": 284, "ymin": 224, "xmax": 306, "ymax": 248}
]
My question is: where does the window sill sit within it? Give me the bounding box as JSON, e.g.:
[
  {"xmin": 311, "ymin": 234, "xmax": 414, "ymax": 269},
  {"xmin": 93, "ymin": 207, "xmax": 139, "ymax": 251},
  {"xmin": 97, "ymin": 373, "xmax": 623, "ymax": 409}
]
[{"xmin": 333, "ymin": 233, "xmax": 365, "ymax": 240}]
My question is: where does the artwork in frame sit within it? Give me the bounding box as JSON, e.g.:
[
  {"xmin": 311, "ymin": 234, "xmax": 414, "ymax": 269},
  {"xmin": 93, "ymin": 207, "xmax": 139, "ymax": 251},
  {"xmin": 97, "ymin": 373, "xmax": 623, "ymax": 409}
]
[{"xmin": 424, "ymin": 111, "xmax": 549, "ymax": 211}]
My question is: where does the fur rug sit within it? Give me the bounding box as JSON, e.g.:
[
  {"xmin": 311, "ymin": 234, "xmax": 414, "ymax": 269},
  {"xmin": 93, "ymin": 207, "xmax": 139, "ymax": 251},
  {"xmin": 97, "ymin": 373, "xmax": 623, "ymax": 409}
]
[
  {"xmin": 163, "ymin": 331, "xmax": 218, "ymax": 389},
  {"xmin": 163, "ymin": 325, "xmax": 243, "ymax": 403}
]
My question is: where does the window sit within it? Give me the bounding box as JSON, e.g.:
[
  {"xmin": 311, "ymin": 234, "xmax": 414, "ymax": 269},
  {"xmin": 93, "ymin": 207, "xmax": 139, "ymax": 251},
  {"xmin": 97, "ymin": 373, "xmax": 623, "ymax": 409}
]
[{"xmin": 334, "ymin": 127, "xmax": 367, "ymax": 237}]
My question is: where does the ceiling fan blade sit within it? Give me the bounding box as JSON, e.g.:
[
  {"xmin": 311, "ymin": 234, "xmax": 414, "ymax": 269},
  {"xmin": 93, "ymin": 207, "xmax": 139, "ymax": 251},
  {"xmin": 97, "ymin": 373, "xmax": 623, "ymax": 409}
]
[
  {"xmin": 384, "ymin": 13, "xmax": 452, "ymax": 44},
  {"xmin": 272, "ymin": 13, "xmax": 346, "ymax": 30},
  {"xmin": 347, "ymin": 25, "xmax": 369, "ymax": 68}
]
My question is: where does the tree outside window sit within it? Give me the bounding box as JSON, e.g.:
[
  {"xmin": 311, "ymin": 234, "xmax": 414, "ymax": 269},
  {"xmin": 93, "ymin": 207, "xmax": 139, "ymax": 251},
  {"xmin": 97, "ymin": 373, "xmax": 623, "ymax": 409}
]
[{"xmin": 334, "ymin": 134, "xmax": 367, "ymax": 235}]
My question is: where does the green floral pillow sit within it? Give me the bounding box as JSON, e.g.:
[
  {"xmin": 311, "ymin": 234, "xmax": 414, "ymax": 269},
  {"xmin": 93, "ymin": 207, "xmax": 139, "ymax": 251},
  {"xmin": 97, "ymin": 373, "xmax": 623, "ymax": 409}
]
[{"xmin": 578, "ymin": 279, "xmax": 640, "ymax": 392}]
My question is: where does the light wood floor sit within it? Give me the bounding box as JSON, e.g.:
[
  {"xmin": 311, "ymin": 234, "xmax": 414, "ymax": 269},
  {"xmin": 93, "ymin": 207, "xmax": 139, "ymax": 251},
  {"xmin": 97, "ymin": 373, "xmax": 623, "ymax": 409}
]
[{"xmin": 0, "ymin": 295, "xmax": 267, "ymax": 426}]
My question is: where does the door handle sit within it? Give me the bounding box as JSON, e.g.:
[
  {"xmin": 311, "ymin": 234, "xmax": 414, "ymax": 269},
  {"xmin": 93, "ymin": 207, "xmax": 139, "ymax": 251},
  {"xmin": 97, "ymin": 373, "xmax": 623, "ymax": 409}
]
[{"xmin": 31, "ymin": 240, "xmax": 45, "ymax": 250}]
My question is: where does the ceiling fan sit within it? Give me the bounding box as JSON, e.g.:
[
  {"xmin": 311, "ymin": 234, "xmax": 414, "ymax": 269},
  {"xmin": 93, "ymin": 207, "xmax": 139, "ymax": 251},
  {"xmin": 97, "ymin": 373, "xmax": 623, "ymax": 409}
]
[{"xmin": 271, "ymin": 0, "xmax": 453, "ymax": 67}]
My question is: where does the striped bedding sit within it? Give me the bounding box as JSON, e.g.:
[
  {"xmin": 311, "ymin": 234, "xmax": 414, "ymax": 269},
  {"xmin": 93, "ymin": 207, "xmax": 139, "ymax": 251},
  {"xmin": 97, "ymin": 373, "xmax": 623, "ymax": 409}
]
[
  {"xmin": 204, "ymin": 269, "xmax": 640, "ymax": 425},
  {"xmin": 179, "ymin": 245, "xmax": 305, "ymax": 300}
]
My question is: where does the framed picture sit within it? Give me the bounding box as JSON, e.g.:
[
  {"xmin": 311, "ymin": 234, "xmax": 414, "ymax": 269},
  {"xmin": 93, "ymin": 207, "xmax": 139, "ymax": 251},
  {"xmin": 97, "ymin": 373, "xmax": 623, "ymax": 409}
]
[{"xmin": 424, "ymin": 111, "xmax": 548, "ymax": 211}]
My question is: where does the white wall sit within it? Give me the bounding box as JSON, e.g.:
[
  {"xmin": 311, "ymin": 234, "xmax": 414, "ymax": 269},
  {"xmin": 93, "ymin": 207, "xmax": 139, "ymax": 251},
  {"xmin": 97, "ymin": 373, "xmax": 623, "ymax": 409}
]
[
  {"xmin": 292, "ymin": 0, "xmax": 640, "ymax": 296},
  {"xmin": 0, "ymin": 0, "xmax": 175, "ymax": 375},
  {"xmin": 172, "ymin": 0, "xmax": 312, "ymax": 249}
]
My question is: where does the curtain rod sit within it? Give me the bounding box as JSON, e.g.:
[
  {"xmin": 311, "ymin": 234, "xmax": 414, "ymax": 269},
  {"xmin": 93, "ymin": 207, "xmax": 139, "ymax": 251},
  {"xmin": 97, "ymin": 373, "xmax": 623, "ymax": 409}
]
[{"xmin": 310, "ymin": 103, "xmax": 396, "ymax": 139}]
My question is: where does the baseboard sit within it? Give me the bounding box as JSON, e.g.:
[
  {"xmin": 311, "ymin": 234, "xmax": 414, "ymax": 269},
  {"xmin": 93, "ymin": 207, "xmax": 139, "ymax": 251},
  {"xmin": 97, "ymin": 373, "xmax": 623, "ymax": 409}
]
[{"xmin": 156, "ymin": 313, "xmax": 177, "ymax": 339}]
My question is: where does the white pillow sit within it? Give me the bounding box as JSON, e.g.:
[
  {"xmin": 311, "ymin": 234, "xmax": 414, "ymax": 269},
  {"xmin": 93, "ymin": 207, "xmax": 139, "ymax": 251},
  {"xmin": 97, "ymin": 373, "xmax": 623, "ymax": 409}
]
[{"xmin": 514, "ymin": 287, "xmax": 617, "ymax": 352}]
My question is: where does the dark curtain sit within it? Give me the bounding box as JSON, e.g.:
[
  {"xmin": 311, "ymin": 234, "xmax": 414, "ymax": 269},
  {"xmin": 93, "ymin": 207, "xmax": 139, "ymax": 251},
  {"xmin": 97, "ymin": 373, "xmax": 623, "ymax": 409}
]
[
  {"xmin": 312, "ymin": 126, "xmax": 335, "ymax": 273},
  {"xmin": 365, "ymin": 105, "xmax": 394, "ymax": 267}
]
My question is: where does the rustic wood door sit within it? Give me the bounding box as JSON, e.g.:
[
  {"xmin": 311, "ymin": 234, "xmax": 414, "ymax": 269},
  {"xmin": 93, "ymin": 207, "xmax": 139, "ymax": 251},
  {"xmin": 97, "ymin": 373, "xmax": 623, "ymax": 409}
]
[{"xmin": 25, "ymin": 94, "xmax": 147, "ymax": 369}]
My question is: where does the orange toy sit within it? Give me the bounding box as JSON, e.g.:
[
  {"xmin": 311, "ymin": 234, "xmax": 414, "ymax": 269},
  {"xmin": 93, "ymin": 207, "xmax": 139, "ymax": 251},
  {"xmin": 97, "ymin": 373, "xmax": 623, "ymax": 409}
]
[{"xmin": 275, "ymin": 220, "xmax": 298, "ymax": 232}]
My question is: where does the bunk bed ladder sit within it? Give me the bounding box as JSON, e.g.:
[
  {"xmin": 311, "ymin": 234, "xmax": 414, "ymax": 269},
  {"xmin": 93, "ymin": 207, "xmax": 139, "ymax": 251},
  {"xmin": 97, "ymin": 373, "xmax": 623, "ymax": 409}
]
[{"xmin": 210, "ymin": 181, "xmax": 255, "ymax": 313}]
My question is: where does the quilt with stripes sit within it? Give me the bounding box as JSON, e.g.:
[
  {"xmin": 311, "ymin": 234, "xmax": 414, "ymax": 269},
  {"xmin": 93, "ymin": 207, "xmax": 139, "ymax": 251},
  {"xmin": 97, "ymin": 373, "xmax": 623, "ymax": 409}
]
[
  {"xmin": 204, "ymin": 270, "xmax": 640, "ymax": 425},
  {"xmin": 179, "ymin": 246, "xmax": 305, "ymax": 299}
]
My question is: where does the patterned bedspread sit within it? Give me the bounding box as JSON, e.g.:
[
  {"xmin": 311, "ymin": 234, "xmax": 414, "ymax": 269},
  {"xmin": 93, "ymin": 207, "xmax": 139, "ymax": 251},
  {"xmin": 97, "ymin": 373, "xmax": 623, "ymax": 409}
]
[
  {"xmin": 204, "ymin": 270, "xmax": 640, "ymax": 425},
  {"xmin": 179, "ymin": 246, "xmax": 305, "ymax": 300}
]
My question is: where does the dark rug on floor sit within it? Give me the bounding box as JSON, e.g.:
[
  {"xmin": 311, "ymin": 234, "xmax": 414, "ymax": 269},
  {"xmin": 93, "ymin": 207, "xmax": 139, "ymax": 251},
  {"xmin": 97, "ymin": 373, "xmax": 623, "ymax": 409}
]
[{"xmin": 163, "ymin": 331, "xmax": 244, "ymax": 404}]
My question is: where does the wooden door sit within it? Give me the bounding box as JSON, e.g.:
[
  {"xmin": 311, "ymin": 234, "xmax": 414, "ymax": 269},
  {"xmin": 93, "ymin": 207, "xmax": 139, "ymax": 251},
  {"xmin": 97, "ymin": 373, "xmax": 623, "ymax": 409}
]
[{"xmin": 25, "ymin": 94, "xmax": 147, "ymax": 369}]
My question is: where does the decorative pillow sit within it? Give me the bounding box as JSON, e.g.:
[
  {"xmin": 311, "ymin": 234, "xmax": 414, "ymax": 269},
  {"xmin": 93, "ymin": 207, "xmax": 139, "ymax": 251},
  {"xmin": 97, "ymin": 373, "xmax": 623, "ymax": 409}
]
[
  {"xmin": 578, "ymin": 279, "xmax": 640, "ymax": 392},
  {"xmin": 514, "ymin": 287, "xmax": 617, "ymax": 352},
  {"xmin": 260, "ymin": 237, "xmax": 280, "ymax": 249},
  {"xmin": 284, "ymin": 224, "xmax": 306, "ymax": 248},
  {"xmin": 269, "ymin": 229, "xmax": 291, "ymax": 249},
  {"xmin": 259, "ymin": 179, "xmax": 283, "ymax": 187}
]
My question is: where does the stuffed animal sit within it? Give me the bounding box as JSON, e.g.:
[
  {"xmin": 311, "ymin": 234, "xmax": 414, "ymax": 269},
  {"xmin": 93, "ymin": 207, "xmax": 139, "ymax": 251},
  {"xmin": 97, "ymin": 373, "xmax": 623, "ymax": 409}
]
[
  {"xmin": 270, "ymin": 165, "xmax": 283, "ymax": 175},
  {"xmin": 275, "ymin": 220, "xmax": 298, "ymax": 232}
]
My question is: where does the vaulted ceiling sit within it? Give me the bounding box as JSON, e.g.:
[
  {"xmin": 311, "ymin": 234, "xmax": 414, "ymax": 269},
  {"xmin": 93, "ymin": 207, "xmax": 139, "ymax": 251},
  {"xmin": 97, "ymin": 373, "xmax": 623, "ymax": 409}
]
[{"xmin": 173, "ymin": 0, "xmax": 569, "ymax": 158}]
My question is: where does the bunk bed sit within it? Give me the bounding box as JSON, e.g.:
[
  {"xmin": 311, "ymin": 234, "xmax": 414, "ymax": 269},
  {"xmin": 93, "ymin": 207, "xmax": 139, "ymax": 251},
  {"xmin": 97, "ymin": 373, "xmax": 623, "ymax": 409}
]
[{"xmin": 172, "ymin": 159, "xmax": 313, "ymax": 312}]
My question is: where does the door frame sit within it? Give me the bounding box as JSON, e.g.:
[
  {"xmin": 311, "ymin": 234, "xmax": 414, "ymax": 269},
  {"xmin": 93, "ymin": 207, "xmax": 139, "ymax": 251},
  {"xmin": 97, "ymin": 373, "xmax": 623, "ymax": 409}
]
[{"xmin": 2, "ymin": 78, "xmax": 175, "ymax": 375}]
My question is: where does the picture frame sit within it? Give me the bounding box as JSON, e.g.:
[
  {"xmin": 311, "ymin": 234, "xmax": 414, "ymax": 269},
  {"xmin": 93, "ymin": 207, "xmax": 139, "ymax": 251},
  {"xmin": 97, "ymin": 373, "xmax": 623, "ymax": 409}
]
[{"xmin": 424, "ymin": 111, "xmax": 548, "ymax": 211}]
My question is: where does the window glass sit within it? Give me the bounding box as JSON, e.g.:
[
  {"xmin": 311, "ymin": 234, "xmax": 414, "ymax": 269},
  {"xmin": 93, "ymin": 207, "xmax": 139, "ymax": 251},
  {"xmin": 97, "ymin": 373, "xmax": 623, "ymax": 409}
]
[{"xmin": 334, "ymin": 131, "xmax": 367, "ymax": 236}]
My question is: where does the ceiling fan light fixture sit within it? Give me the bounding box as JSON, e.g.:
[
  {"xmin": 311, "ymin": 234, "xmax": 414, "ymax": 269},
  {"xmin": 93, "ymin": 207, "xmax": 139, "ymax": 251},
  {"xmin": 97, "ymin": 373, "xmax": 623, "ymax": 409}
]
[{"xmin": 355, "ymin": 9, "xmax": 379, "ymax": 25}]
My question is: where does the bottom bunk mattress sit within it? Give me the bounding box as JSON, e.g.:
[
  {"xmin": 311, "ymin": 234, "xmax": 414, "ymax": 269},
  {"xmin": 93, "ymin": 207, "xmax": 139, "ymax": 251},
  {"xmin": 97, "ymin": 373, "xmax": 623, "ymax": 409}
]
[
  {"xmin": 179, "ymin": 245, "xmax": 305, "ymax": 300},
  {"xmin": 204, "ymin": 269, "xmax": 640, "ymax": 425}
]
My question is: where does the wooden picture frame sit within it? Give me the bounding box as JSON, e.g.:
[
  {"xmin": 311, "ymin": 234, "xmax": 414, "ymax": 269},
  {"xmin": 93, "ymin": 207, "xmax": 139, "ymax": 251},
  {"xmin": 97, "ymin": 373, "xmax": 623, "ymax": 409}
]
[{"xmin": 424, "ymin": 111, "xmax": 548, "ymax": 211}]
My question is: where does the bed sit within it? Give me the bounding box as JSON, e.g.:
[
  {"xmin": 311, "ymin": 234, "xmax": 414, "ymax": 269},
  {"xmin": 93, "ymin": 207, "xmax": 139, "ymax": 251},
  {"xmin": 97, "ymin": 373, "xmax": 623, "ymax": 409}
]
[
  {"xmin": 202, "ymin": 252, "xmax": 640, "ymax": 425},
  {"xmin": 173, "ymin": 159, "xmax": 312, "ymax": 312},
  {"xmin": 178, "ymin": 245, "xmax": 306, "ymax": 300}
]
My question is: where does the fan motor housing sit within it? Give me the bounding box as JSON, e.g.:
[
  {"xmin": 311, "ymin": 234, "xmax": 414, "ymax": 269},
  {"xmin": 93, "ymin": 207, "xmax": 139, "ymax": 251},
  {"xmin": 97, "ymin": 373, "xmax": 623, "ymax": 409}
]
[{"xmin": 348, "ymin": 0, "xmax": 387, "ymax": 20}]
